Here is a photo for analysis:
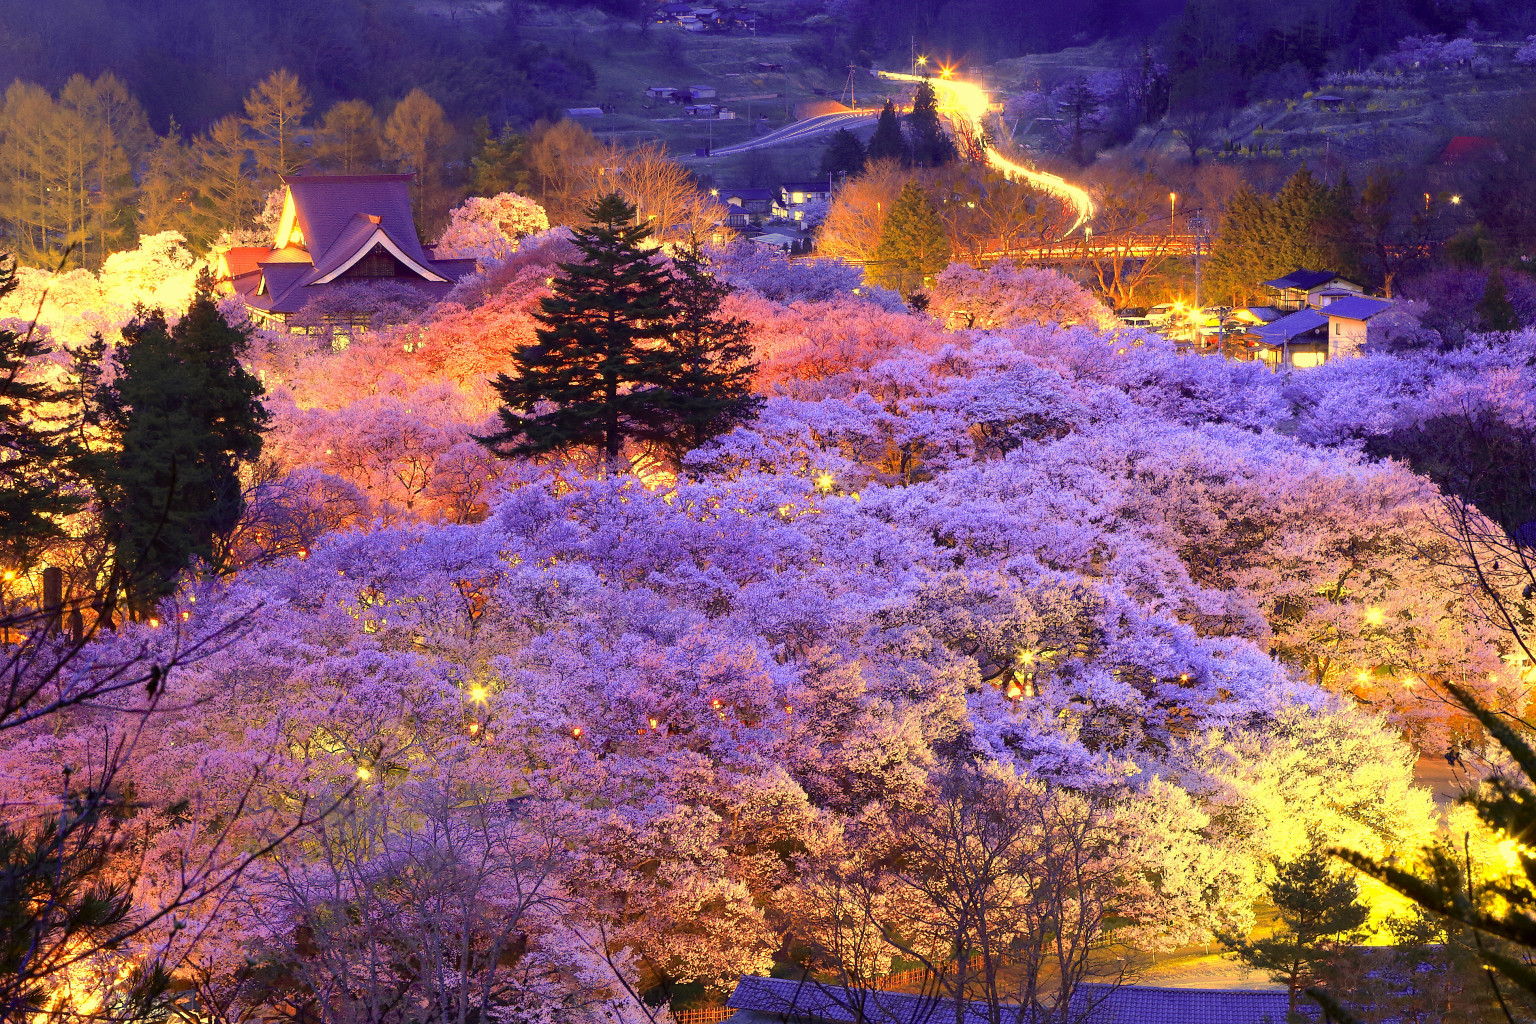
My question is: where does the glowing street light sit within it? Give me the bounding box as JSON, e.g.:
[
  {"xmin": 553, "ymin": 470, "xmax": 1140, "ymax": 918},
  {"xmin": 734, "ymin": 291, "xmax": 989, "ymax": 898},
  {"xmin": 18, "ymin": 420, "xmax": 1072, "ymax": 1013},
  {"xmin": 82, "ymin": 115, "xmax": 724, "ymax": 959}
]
[
  {"xmin": 1451, "ymin": 193, "xmax": 1463, "ymax": 205},
  {"xmin": 916, "ymin": 54, "xmax": 929, "ymax": 68},
  {"xmin": 939, "ymin": 64, "xmax": 954, "ymax": 80}
]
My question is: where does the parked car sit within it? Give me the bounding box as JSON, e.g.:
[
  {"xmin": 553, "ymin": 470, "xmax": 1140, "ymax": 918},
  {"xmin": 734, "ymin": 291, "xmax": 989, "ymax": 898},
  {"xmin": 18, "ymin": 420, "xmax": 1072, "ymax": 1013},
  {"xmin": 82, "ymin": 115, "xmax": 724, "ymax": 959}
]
[
  {"xmin": 1119, "ymin": 316, "xmax": 1154, "ymax": 329},
  {"xmin": 1146, "ymin": 304, "xmax": 1177, "ymax": 326}
]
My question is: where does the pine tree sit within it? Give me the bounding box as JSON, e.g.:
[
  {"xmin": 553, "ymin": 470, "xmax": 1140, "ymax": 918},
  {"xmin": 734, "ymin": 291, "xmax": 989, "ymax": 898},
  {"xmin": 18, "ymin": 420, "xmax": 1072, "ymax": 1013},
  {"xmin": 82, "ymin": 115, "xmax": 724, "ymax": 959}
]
[
  {"xmin": 871, "ymin": 182, "xmax": 950, "ymax": 296},
  {"xmin": 1220, "ymin": 847, "xmax": 1370, "ymax": 1019},
  {"xmin": 1334, "ymin": 684, "xmax": 1536, "ymax": 1014},
  {"xmin": 385, "ymin": 89, "xmax": 452, "ymax": 234},
  {"xmin": 243, "ymin": 69, "xmax": 311, "ymax": 184},
  {"xmin": 644, "ymin": 242, "xmax": 764, "ymax": 469},
  {"xmin": 1477, "ymin": 266, "xmax": 1521, "ymax": 332},
  {"xmin": 93, "ymin": 272, "xmax": 267, "ymax": 619},
  {"xmin": 907, "ymin": 80, "xmax": 953, "ymax": 168},
  {"xmin": 0, "ymin": 258, "xmax": 83, "ymax": 569},
  {"xmin": 479, "ymin": 192, "xmax": 679, "ymax": 473},
  {"xmin": 819, "ymin": 128, "xmax": 867, "ymax": 179},
  {"xmin": 866, "ymin": 99, "xmax": 910, "ymax": 165},
  {"xmin": 313, "ymin": 100, "xmax": 383, "ymax": 175}
]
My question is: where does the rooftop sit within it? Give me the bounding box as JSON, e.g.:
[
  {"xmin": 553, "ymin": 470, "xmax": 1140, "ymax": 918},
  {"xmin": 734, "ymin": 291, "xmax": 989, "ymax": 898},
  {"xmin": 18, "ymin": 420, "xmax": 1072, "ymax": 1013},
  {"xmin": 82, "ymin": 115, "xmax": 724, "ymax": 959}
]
[
  {"xmin": 1262, "ymin": 269, "xmax": 1353, "ymax": 292},
  {"xmin": 1249, "ymin": 307, "xmax": 1329, "ymax": 343},
  {"xmin": 1323, "ymin": 295, "xmax": 1395, "ymax": 321},
  {"xmin": 725, "ymin": 976, "xmax": 1295, "ymax": 1024}
]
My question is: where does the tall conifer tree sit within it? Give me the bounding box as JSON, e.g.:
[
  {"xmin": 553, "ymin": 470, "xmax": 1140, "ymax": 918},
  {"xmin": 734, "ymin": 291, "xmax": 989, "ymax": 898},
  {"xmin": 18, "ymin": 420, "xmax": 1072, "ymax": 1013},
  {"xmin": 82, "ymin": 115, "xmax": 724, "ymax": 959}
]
[
  {"xmin": 866, "ymin": 99, "xmax": 910, "ymax": 165},
  {"xmin": 480, "ymin": 192, "xmax": 679, "ymax": 472},
  {"xmin": 871, "ymin": 182, "xmax": 950, "ymax": 296},
  {"xmin": 644, "ymin": 242, "xmax": 763, "ymax": 469},
  {"xmin": 0, "ymin": 258, "xmax": 82, "ymax": 569},
  {"xmin": 92, "ymin": 272, "xmax": 267, "ymax": 618},
  {"xmin": 907, "ymin": 80, "xmax": 953, "ymax": 167}
]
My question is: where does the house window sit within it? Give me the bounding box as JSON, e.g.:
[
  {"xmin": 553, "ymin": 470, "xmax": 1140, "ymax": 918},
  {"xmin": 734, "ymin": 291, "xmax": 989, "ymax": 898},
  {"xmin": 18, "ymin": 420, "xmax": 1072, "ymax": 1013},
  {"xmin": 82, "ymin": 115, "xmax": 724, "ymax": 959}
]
[
  {"xmin": 792, "ymin": 191, "xmax": 805, "ymax": 203},
  {"xmin": 344, "ymin": 244, "xmax": 401, "ymax": 279},
  {"xmin": 1335, "ymin": 322, "xmax": 1341, "ymax": 335}
]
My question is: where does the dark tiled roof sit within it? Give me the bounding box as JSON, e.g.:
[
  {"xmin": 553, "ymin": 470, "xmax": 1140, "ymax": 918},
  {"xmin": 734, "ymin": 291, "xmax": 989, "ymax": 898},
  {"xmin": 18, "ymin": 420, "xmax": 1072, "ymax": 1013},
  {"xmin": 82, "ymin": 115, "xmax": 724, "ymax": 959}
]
[
  {"xmin": 1262, "ymin": 269, "xmax": 1347, "ymax": 291},
  {"xmin": 722, "ymin": 187, "xmax": 776, "ymax": 201},
  {"xmin": 282, "ymin": 174, "xmax": 430, "ymax": 267},
  {"xmin": 242, "ymin": 175, "xmax": 473, "ymax": 315},
  {"xmin": 781, "ymin": 181, "xmax": 834, "ymax": 194},
  {"xmin": 1322, "ymin": 295, "xmax": 1394, "ymax": 321},
  {"xmin": 725, "ymin": 977, "xmax": 1293, "ymax": 1024}
]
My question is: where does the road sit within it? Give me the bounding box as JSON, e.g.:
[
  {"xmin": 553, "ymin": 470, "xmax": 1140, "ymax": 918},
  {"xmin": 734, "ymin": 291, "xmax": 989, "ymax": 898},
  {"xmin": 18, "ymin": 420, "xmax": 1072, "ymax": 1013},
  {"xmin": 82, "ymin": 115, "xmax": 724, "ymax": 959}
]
[
  {"xmin": 875, "ymin": 69, "xmax": 1095, "ymax": 234},
  {"xmin": 708, "ymin": 110, "xmax": 878, "ymax": 157}
]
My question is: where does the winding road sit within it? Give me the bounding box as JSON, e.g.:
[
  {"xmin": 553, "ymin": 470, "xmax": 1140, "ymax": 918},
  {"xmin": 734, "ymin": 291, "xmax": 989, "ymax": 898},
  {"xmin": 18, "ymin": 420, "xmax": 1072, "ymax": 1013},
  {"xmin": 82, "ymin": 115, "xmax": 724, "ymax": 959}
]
[{"xmin": 707, "ymin": 110, "xmax": 878, "ymax": 157}]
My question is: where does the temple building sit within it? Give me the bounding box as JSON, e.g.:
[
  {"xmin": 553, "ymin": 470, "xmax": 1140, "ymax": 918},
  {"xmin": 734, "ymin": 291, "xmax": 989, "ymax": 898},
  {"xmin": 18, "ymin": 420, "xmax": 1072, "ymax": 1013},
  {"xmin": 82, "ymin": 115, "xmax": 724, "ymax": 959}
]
[{"xmin": 218, "ymin": 173, "xmax": 475, "ymax": 332}]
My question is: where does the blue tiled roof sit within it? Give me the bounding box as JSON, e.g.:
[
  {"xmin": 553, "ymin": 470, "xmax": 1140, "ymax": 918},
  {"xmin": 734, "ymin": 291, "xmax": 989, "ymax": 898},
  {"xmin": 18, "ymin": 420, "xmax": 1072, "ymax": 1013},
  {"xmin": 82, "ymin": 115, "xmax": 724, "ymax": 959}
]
[
  {"xmin": 1322, "ymin": 295, "xmax": 1394, "ymax": 321},
  {"xmin": 725, "ymin": 976, "xmax": 1294, "ymax": 1024},
  {"xmin": 1262, "ymin": 269, "xmax": 1351, "ymax": 291},
  {"xmin": 1249, "ymin": 307, "xmax": 1328, "ymax": 343}
]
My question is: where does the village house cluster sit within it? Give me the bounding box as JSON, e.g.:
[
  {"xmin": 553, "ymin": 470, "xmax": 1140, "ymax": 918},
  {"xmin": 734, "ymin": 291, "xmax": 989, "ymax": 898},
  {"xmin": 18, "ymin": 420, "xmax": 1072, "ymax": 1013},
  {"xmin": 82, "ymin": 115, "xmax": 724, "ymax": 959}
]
[
  {"xmin": 1123, "ymin": 268, "xmax": 1397, "ymax": 370},
  {"xmin": 652, "ymin": 4, "xmax": 761, "ymax": 32}
]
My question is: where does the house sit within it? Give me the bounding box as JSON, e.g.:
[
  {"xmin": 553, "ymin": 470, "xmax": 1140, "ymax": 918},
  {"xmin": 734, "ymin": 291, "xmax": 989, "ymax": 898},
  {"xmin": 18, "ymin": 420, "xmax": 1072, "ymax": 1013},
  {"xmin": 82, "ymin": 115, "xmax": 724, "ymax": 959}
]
[
  {"xmin": 723, "ymin": 975, "xmax": 1292, "ymax": 1024},
  {"xmin": 688, "ymin": 85, "xmax": 718, "ymax": 100},
  {"xmin": 646, "ymin": 86, "xmax": 678, "ymax": 101},
  {"xmin": 222, "ymin": 173, "xmax": 475, "ymax": 332},
  {"xmin": 1261, "ymin": 268, "xmax": 1365, "ymax": 311},
  {"xmin": 565, "ymin": 107, "xmax": 605, "ymax": 118},
  {"xmin": 1323, "ymin": 294, "xmax": 1395, "ymax": 359},
  {"xmin": 718, "ymin": 187, "xmax": 775, "ymax": 223},
  {"xmin": 1247, "ymin": 307, "xmax": 1330, "ymax": 368},
  {"xmin": 656, "ymin": 1, "xmax": 692, "ymax": 18},
  {"xmin": 776, "ymin": 179, "xmax": 834, "ymax": 221}
]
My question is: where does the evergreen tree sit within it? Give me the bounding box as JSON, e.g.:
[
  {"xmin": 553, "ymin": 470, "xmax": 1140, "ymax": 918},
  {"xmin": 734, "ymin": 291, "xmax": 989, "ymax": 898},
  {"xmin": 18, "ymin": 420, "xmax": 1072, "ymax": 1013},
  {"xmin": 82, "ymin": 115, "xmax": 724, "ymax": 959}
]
[
  {"xmin": 871, "ymin": 182, "xmax": 950, "ymax": 296},
  {"xmin": 0, "ymin": 258, "xmax": 82, "ymax": 569},
  {"xmin": 1334, "ymin": 684, "xmax": 1536, "ymax": 1016},
  {"xmin": 819, "ymin": 128, "xmax": 867, "ymax": 179},
  {"xmin": 243, "ymin": 69, "xmax": 311, "ymax": 184},
  {"xmin": 1477, "ymin": 266, "xmax": 1521, "ymax": 332},
  {"xmin": 907, "ymin": 80, "xmax": 953, "ymax": 167},
  {"xmin": 1205, "ymin": 168, "xmax": 1365, "ymax": 305},
  {"xmin": 93, "ymin": 272, "xmax": 267, "ymax": 619},
  {"xmin": 1204, "ymin": 184, "xmax": 1272, "ymax": 306},
  {"xmin": 644, "ymin": 242, "xmax": 764, "ymax": 469},
  {"xmin": 1220, "ymin": 847, "xmax": 1370, "ymax": 1019},
  {"xmin": 866, "ymin": 99, "xmax": 910, "ymax": 165},
  {"xmin": 313, "ymin": 100, "xmax": 383, "ymax": 175},
  {"xmin": 479, "ymin": 192, "xmax": 679, "ymax": 473}
]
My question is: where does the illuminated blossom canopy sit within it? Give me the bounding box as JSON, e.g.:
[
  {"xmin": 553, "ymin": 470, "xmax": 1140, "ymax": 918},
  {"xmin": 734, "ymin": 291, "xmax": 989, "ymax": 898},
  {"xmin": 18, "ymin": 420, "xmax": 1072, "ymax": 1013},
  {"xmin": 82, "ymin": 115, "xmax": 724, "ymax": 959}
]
[
  {"xmin": 434, "ymin": 192, "xmax": 552, "ymax": 264},
  {"xmin": 12, "ymin": 234, "xmax": 1535, "ymax": 1018}
]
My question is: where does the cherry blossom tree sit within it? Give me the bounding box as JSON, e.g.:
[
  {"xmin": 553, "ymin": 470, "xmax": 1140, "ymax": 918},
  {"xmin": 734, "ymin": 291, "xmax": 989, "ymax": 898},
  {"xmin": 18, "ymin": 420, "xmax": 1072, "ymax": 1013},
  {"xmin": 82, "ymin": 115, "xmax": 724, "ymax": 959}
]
[{"xmin": 434, "ymin": 192, "xmax": 551, "ymax": 265}]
